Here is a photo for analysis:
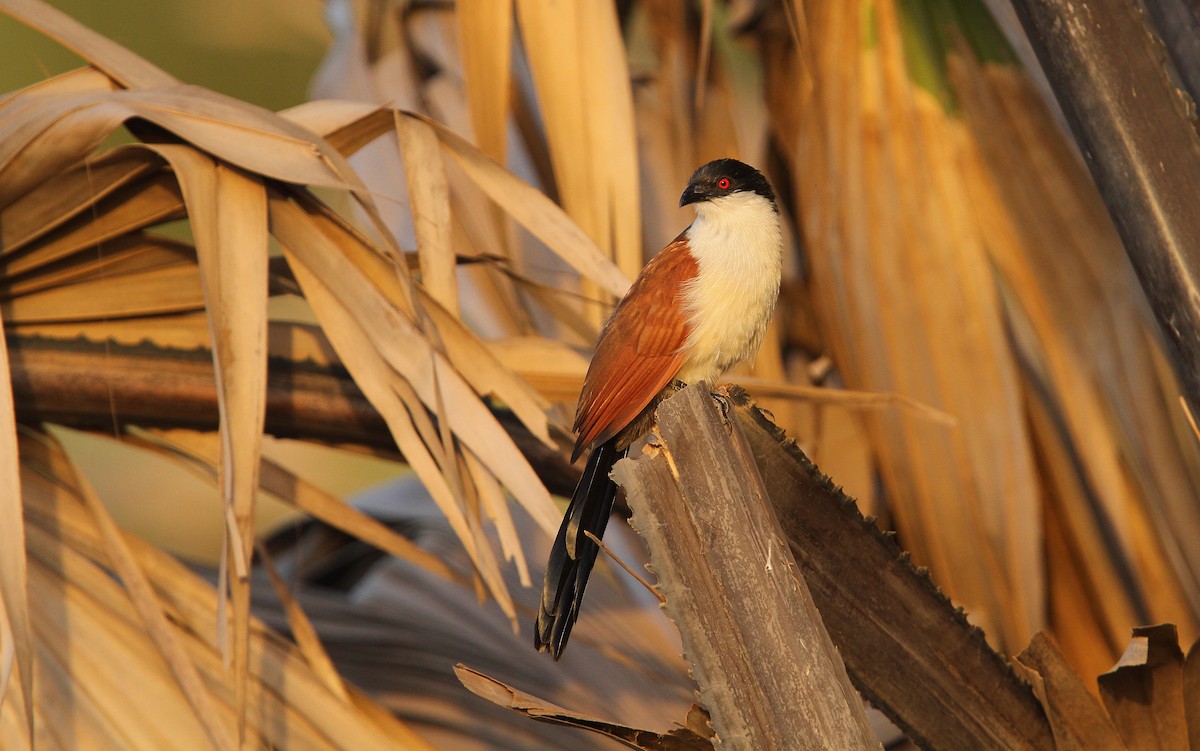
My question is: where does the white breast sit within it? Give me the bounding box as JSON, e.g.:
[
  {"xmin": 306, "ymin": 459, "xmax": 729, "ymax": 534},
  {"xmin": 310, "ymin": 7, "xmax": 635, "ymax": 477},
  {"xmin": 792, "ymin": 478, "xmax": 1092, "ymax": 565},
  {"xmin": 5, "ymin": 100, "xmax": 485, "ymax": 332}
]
[{"xmin": 676, "ymin": 191, "xmax": 782, "ymax": 384}]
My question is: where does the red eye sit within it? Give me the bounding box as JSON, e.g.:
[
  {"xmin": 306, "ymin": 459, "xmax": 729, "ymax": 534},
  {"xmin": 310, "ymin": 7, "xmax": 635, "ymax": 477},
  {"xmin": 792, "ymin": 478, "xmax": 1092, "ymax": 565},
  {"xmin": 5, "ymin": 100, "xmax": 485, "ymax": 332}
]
[{"xmin": 717, "ymin": 177, "xmax": 731, "ymax": 190}]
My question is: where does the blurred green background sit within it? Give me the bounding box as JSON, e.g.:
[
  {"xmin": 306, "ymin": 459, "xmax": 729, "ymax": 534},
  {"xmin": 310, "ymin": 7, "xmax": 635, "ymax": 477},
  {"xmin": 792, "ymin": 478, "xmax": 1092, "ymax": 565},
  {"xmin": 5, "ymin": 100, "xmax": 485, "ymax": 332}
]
[{"xmin": 0, "ymin": 0, "xmax": 330, "ymax": 109}]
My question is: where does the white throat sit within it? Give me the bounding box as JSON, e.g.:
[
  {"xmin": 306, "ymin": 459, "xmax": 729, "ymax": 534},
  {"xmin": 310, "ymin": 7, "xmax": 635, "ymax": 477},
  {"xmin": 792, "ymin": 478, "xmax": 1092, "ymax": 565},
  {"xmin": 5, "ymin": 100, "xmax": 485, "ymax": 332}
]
[{"xmin": 676, "ymin": 190, "xmax": 782, "ymax": 384}]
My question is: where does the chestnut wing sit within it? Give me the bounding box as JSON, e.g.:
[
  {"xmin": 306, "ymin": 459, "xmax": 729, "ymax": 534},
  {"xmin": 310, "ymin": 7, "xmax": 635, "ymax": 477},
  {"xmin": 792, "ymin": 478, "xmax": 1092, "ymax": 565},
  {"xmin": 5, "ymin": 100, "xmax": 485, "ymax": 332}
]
[{"xmin": 571, "ymin": 237, "xmax": 696, "ymax": 461}]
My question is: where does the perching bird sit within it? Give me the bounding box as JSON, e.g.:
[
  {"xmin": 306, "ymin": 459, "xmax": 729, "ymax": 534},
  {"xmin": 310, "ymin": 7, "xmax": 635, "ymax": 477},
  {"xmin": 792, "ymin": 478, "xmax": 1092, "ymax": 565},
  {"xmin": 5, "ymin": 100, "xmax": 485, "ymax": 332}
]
[{"xmin": 535, "ymin": 158, "xmax": 783, "ymax": 659}]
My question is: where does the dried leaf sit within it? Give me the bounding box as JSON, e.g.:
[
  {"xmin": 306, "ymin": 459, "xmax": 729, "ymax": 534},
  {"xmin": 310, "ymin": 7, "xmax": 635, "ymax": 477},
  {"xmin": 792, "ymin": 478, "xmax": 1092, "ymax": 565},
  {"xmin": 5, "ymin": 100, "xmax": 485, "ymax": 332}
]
[
  {"xmin": 275, "ymin": 212, "xmax": 519, "ymax": 620},
  {"xmin": 1098, "ymin": 624, "xmax": 1188, "ymax": 750},
  {"xmin": 797, "ymin": 0, "xmax": 1043, "ymax": 651},
  {"xmin": 1, "ymin": 172, "xmax": 184, "ymax": 277},
  {"xmin": 0, "ymin": 148, "xmax": 162, "ymax": 256},
  {"xmin": 513, "ymin": 0, "xmax": 641, "ymax": 280},
  {"xmin": 455, "ymin": 665, "xmax": 712, "ymax": 750},
  {"xmin": 146, "ymin": 144, "xmax": 269, "ymax": 743},
  {"xmin": 0, "ymin": 83, "xmax": 367, "ymax": 212},
  {"xmin": 953, "ymin": 40, "xmax": 1200, "ymax": 647},
  {"xmin": 396, "ymin": 114, "xmax": 458, "ymax": 313},
  {"xmin": 1014, "ymin": 632, "xmax": 1125, "ymax": 750},
  {"xmin": 21, "ymin": 462, "xmax": 435, "ymax": 750}
]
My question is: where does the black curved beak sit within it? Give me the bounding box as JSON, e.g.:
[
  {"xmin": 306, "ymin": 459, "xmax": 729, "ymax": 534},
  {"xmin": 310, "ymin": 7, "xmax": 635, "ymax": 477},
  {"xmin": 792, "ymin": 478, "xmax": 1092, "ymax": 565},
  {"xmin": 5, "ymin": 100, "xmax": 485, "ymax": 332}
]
[{"xmin": 680, "ymin": 183, "xmax": 706, "ymax": 207}]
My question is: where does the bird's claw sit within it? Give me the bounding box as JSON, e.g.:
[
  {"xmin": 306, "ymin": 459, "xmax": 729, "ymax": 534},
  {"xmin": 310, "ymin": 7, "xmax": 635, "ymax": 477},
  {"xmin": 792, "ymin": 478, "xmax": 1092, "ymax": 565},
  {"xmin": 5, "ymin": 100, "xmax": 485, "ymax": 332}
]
[{"xmin": 710, "ymin": 385, "xmax": 733, "ymax": 431}]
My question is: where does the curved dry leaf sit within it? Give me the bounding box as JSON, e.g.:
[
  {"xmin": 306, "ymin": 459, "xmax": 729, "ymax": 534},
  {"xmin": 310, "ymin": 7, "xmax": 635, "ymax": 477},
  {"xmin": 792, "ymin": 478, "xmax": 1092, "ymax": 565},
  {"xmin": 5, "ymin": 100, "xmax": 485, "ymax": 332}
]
[
  {"xmin": 282, "ymin": 103, "xmax": 631, "ymax": 303},
  {"xmin": 0, "ymin": 65, "xmax": 118, "ymax": 111},
  {"xmin": 0, "ymin": 84, "xmax": 369, "ymax": 210},
  {"xmin": 280, "ymin": 99, "xmax": 391, "ymax": 157},
  {"xmin": 292, "ymin": 253, "xmax": 520, "ymax": 625},
  {"xmin": 396, "ymin": 114, "xmax": 458, "ymax": 313},
  {"xmin": 455, "ymin": 665, "xmax": 712, "ymax": 751},
  {"xmin": 0, "ymin": 90, "xmax": 142, "ymax": 209},
  {"xmin": 146, "ymin": 144, "xmax": 269, "ymax": 743},
  {"xmin": 0, "ymin": 149, "xmax": 165, "ymax": 257}
]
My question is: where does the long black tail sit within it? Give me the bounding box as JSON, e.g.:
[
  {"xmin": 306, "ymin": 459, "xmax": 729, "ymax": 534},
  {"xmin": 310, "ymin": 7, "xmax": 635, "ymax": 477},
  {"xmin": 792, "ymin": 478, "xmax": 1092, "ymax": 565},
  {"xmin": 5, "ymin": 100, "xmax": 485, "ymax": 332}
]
[{"xmin": 534, "ymin": 438, "xmax": 624, "ymax": 659}]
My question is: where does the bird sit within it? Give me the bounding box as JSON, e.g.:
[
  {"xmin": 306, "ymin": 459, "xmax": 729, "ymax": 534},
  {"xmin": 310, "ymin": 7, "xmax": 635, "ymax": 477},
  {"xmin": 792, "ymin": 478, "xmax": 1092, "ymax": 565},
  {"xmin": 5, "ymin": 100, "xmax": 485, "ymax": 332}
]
[{"xmin": 534, "ymin": 158, "xmax": 783, "ymax": 659}]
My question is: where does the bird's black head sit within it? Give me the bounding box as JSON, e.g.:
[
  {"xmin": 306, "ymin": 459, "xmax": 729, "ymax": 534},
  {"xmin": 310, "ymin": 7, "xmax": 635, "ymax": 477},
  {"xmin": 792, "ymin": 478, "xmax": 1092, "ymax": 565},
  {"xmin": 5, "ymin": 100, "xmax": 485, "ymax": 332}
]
[{"xmin": 679, "ymin": 158, "xmax": 776, "ymax": 209}]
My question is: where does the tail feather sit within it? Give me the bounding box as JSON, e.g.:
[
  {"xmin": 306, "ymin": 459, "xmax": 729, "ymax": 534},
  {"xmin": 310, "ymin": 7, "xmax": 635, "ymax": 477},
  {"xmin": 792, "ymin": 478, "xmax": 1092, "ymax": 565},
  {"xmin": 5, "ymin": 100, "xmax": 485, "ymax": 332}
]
[{"xmin": 535, "ymin": 439, "xmax": 624, "ymax": 659}]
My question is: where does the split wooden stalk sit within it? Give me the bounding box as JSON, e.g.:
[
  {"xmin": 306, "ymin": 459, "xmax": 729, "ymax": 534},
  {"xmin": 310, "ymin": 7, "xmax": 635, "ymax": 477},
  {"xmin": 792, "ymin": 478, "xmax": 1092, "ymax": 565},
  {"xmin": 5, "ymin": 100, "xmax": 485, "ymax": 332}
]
[
  {"xmin": 734, "ymin": 388, "xmax": 1054, "ymax": 751},
  {"xmin": 611, "ymin": 384, "xmax": 878, "ymax": 751}
]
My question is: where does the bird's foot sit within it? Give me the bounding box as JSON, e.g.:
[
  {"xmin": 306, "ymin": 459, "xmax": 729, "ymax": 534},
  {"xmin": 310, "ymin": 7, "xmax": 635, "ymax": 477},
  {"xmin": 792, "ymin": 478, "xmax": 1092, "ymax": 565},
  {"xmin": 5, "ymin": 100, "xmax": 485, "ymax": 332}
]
[{"xmin": 710, "ymin": 384, "xmax": 733, "ymax": 431}]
